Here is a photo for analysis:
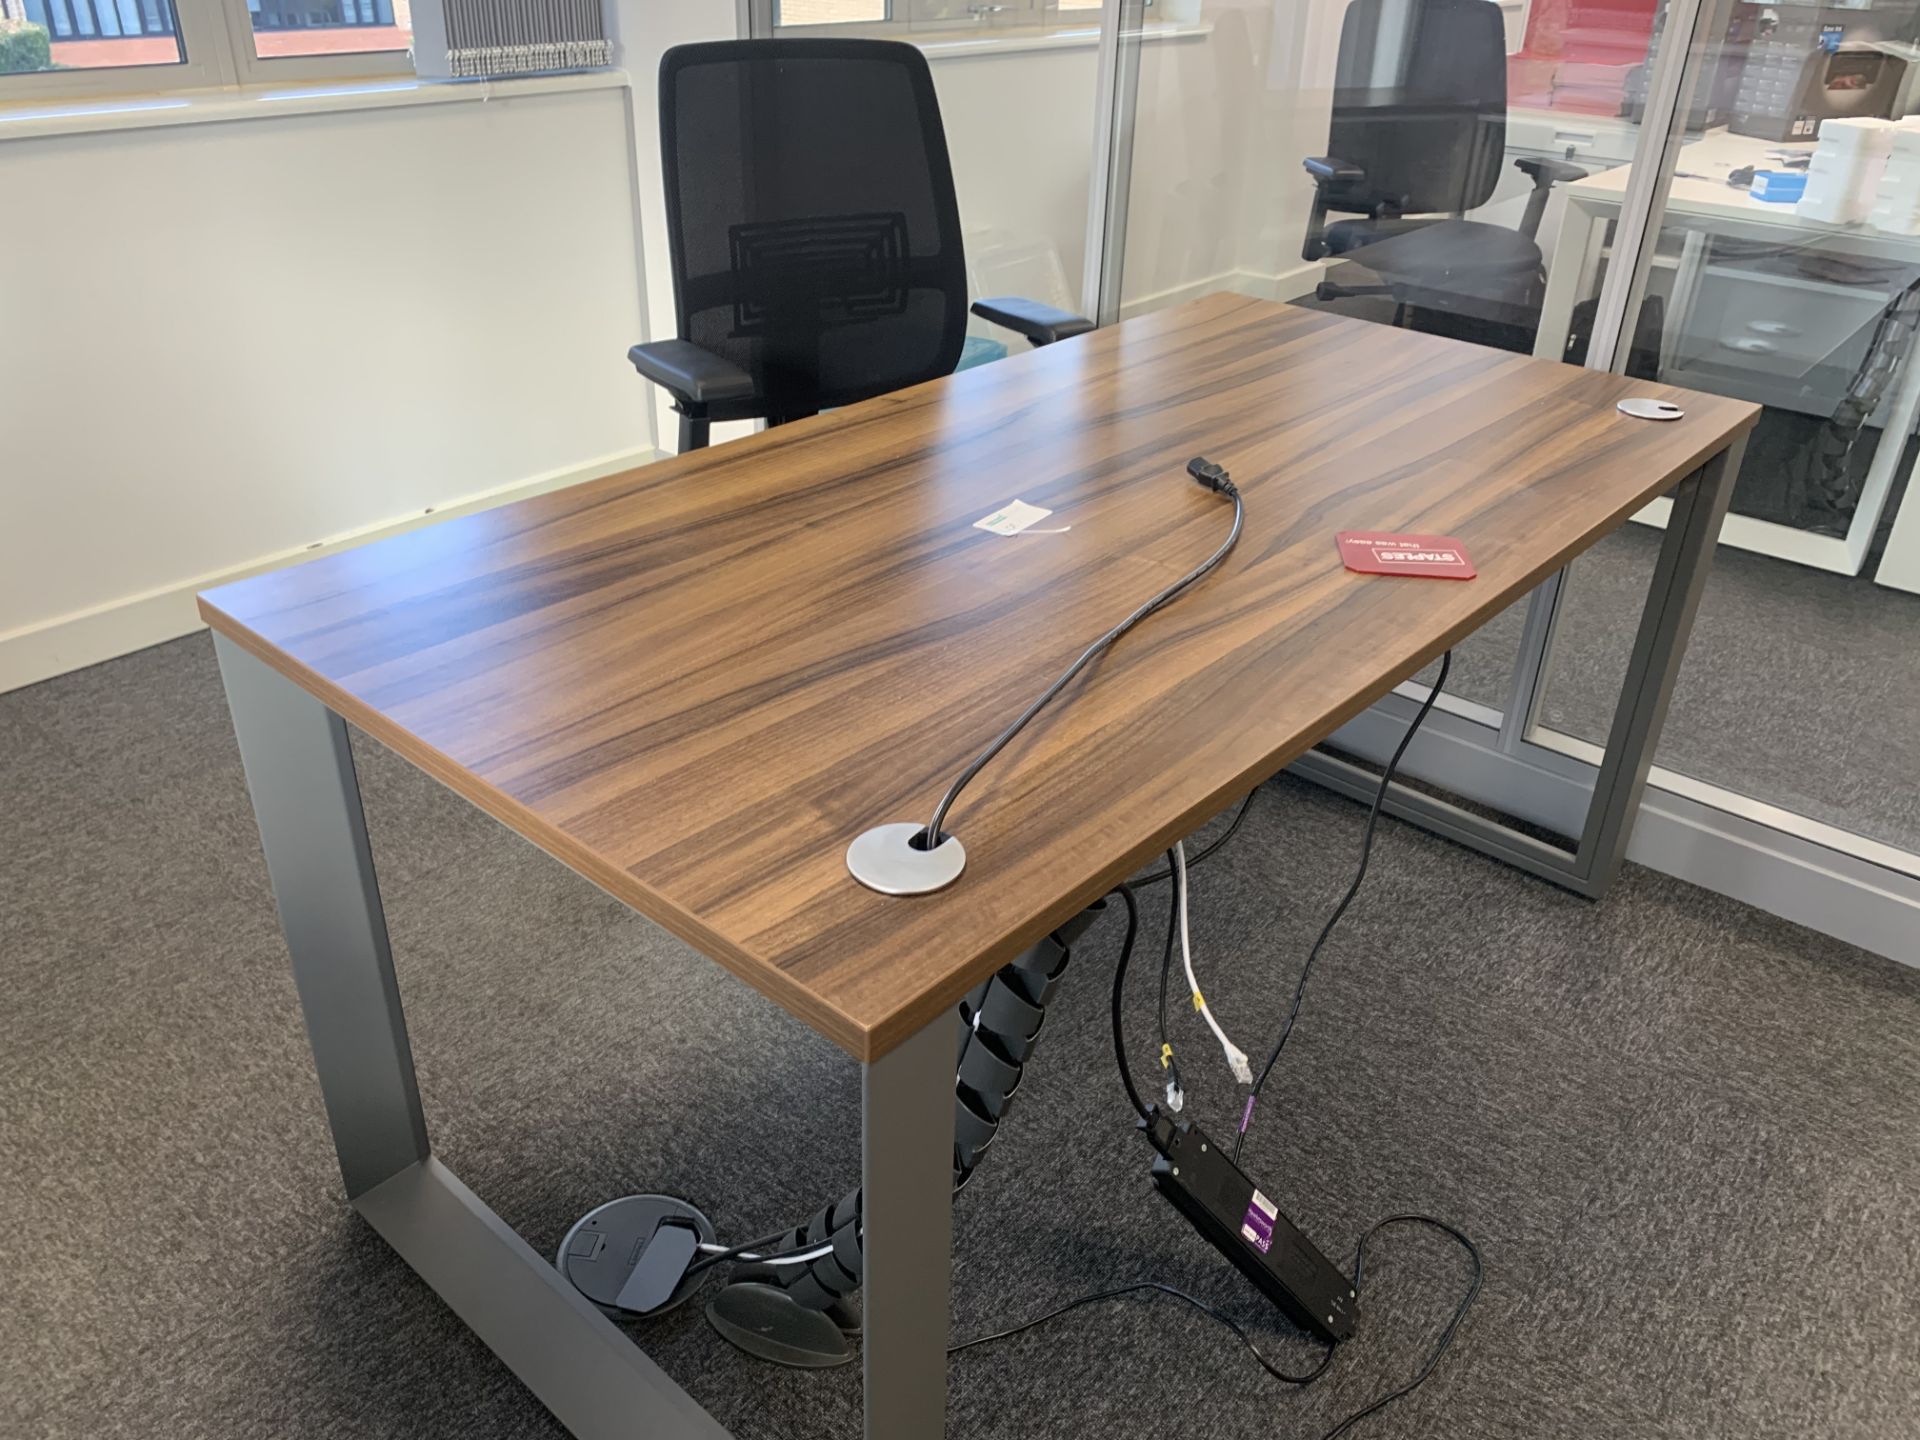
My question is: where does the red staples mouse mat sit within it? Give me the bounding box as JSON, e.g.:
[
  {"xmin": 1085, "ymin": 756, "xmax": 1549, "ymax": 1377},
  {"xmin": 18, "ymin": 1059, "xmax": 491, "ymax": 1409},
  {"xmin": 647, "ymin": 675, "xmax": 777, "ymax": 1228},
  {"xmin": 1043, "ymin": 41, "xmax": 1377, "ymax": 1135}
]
[{"xmin": 1336, "ymin": 532, "xmax": 1477, "ymax": 580}]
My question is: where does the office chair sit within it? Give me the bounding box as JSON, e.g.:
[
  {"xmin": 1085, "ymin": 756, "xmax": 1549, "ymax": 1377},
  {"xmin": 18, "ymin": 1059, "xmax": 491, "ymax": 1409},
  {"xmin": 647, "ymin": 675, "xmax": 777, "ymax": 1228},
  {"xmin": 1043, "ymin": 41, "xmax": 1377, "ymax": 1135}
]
[
  {"xmin": 631, "ymin": 39, "xmax": 1094, "ymax": 453},
  {"xmin": 1301, "ymin": 0, "xmax": 1588, "ymax": 350}
]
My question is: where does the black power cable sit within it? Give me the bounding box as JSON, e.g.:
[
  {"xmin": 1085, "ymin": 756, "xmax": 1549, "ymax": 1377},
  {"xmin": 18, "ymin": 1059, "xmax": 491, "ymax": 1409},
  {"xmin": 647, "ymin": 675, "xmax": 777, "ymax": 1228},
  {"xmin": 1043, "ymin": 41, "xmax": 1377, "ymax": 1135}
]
[
  {"xmin": 950, "ymin": 1280, "xmax": 1336, "ymax": 1387},
  {"xmin": 1107, "ymin": 882, "xmax": 1151, "ymax": 1122},
  {"xmin": 1075, "ymin": 659, "xmax": 1481, "ymax": 1438},
  {"xmin": 1235, "ymin": 650, "xmax": 1453, "ymax": 1163},
  {"xmin": 950, "ymin": 1216, "xmax": 1481, "ymax": 1440},
  {"xmin": 1129, "ymin": 787, "xmax": 1262, "ymax": 888},
  {"xmin": 919, "ymin": 459, "xmax": 1244, "ymax": 848},
  {"xmin": 1153, "ymin": 851, "xmax": 1185, "ymax": 1107},
  {"xmin": 1321, "ymin": 1216, "xmax": 1483, "ymax": 1440}
]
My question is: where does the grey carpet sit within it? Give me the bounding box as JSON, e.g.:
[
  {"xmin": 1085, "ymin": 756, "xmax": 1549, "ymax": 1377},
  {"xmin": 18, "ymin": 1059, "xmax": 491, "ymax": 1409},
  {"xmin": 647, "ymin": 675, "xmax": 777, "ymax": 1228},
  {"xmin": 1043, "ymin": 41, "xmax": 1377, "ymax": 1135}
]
[{"xmin": 5, "ymin": 633, "xmax": 1919, "ymax": 1439}]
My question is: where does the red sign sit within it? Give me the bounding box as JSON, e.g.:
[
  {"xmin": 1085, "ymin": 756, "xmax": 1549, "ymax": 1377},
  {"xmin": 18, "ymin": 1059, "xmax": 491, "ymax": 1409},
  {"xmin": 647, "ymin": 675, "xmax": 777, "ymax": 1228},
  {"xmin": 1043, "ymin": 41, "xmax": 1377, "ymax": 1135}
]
[{"xmin": 1336, "ymin": 531, "xmax": 1476, "ymax": 580}]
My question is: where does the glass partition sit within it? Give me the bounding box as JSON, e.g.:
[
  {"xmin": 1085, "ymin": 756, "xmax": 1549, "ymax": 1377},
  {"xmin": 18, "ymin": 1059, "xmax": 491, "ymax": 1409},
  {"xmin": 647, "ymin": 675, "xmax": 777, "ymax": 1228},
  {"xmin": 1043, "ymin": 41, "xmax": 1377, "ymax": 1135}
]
[
  {"xmin": 1524, "ymin": 0, "xmax": 1920, "ymax": 858},
  {"xmin": 1106, "ymin": 0, "xmax": 1680, "ymax": 728},
  {"xmin": 1099, "ymin": 0, "xmax": 1920, "ymax": 910}
]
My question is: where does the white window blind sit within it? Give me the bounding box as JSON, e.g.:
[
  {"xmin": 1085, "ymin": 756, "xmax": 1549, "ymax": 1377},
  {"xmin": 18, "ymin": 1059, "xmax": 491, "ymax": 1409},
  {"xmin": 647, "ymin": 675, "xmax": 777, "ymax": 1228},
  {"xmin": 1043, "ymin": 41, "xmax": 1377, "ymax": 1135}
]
[{"xmin": 411, "ymin": 0, "xmax": 610, "ymax": 80}]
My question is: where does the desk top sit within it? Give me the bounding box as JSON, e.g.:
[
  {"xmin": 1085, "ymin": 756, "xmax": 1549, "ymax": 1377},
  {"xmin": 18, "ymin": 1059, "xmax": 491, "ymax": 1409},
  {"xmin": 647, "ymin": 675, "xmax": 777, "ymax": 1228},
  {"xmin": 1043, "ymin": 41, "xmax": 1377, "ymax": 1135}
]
[
  {"xmin": 201, "ymin": 294, "xmax": 1756, "ymax": 1061},
  {"xmin": 1569, "ymin": 127, "xmax": 1843, "ymax": 231}
]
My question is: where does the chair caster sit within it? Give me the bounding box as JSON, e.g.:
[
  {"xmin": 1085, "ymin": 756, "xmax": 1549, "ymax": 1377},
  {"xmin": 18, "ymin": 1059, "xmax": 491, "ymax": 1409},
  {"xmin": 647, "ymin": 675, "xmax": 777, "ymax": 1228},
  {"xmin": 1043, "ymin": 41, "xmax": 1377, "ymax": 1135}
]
[{"xmin": 706, "ymin": 1282, "xmax": 861, "ymax": 1369}]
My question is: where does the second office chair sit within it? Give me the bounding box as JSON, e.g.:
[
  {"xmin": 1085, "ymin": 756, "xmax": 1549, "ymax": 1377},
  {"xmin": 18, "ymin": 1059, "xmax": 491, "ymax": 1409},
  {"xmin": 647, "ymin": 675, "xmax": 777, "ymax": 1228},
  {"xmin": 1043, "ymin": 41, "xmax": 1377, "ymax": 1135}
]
[{"xmin": 1300, "ymin": 0, "xmax": 1588, "ymax": 351}]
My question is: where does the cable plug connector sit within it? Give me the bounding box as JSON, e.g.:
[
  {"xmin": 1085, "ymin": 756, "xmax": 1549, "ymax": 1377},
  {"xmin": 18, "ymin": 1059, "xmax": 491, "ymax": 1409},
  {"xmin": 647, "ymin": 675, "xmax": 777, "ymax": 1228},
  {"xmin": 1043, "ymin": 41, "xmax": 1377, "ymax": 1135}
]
[
  {"xmin": 1159, "ymin": 1044, "xmax": 1185, "ymax": 1110},
  {"xmin": 1187, "ymin": 456, "xmax": 1238, "ymax": 497},
  {"xmin": 1225, "ymin": 1043, "xmax": 1253, "ymax": 1087}
]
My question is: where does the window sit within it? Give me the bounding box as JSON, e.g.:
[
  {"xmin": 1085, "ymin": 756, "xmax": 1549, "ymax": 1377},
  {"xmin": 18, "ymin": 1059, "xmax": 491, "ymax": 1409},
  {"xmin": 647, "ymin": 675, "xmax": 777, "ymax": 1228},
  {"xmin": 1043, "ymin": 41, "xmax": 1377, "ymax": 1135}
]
[
  {"xmin": 0, "ymin": 0, "xmax": 410, "ymax": 101},
  {"xmin": 242, "ymin": 0, "xmax": 410, "ymax": 61},
  {"xmin": 1, "ymin": 0, "xmax": 187, "ymax": 77},
  {"xmin": 775, "ymin": 0, "xmax": 887, "ymax": 24},
  {"xmin": 765, "ymin": 0, "xmax": 1141, "ymax": 39}
]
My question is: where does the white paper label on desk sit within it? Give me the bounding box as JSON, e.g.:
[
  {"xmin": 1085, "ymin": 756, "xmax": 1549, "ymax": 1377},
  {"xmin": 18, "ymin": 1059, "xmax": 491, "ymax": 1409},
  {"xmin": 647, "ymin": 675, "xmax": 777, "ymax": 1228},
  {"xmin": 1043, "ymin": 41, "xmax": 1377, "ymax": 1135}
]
[{"xmin": 973, "ymin": 499, "xmax": 1059, "ymax": 536}]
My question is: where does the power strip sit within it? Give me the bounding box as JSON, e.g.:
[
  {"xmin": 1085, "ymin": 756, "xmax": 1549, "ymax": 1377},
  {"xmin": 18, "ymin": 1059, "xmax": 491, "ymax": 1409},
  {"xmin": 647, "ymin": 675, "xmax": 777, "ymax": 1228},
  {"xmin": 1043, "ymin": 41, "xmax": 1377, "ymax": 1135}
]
[{"xmin": 1141, "ymin": 1110, "xmax": 1358, "ymax": 1344}]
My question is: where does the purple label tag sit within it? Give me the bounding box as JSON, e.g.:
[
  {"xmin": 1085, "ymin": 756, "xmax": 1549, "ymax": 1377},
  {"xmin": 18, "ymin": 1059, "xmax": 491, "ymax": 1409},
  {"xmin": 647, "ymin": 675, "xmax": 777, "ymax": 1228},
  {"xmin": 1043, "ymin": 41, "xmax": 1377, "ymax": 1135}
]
[{"xmin": 1240, "ymin": 1189, "xmax": 1278, "ymax": 1254}]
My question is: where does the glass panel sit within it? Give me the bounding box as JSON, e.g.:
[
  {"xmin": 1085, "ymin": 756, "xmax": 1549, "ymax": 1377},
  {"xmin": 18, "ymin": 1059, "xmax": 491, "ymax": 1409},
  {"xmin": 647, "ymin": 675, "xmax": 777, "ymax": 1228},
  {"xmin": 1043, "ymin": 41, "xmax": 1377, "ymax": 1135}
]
[
  {"xmin": 1536, "ymin": 2, "xmax": 1920, "ymax": 547},
  {"xmin": 775, "ymin": 0, "xmax": 889, "ymax": 23},
  {"xmin": 244, "ymin": 0, "xmax": 410, "ymax": 59},
  {"xmin": 1112, "ymin": 0, "xmax": 1675, "ymax": 726},
  {"xmin": 1529, "ymin": 0, "xmax": 1920, "ymax": 856},
  {"xmin": 2, "ymin": 0, "xmax": 184, "ymax": 73},
  {"xmin": 932, "ymin": 5, "xmax": 1101, "ymax": 346}
]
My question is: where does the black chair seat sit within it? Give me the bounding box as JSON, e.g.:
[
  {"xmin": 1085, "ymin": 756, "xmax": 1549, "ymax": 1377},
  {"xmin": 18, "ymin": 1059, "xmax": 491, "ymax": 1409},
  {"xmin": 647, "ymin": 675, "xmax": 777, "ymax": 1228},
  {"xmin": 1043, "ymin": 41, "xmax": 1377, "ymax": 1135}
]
[
  {"xmin": 1326, "ymin": 218, "xmax": 1541, "ymax": 280},
  {"xmin": 1327, "ymin": 218, "xmax": 1544, "ymax": 330}
]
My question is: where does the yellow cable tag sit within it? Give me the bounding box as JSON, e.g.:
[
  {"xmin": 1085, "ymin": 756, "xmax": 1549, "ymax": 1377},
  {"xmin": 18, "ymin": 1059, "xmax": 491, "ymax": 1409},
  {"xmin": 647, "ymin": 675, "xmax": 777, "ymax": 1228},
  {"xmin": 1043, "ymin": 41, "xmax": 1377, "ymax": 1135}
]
[
  {"xmin": 1159, "ymin": 1043, "xmax": 1174, "ymax": 1070},
  {"xmin": 1191, "ymin": 991, "xmax": 1205, "ymax": 1011}
]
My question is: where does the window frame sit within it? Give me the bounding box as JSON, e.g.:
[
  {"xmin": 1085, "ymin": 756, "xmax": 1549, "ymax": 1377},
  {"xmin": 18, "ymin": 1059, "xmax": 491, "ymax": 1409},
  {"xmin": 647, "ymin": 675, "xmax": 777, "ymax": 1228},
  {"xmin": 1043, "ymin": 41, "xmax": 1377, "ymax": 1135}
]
[
  {"xmin": 212, "ymin": 0, "xmax": 412, "ymax": 88},
  {"xmin": 0, "ymin": 0, "xmax": 411, "ymax": 105},
  {"xmin": 762, "ymin": 0, "xmax": 1125, "ymax": 41}
]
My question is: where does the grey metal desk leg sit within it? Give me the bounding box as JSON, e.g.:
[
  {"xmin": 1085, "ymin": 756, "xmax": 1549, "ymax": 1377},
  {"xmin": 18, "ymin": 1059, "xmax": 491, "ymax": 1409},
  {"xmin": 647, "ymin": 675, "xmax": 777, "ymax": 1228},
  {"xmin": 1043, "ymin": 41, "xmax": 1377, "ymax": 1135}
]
[
  {"xmin": 1573, "ymin": 434, "xmax": 1744, "ymax": 891},
  {"xmin": 1293, "ymin": 434, "xmax": 1745, "ymax": 898},
  {"xmin": 862, "ymin": 1017, "xmax": 956, "ymax": 1439},
  {"xmin": 215, "ymin": 632, "xmax": 428, "ymax": 1200},
  {"xmin": 214, "ymin": 634, "xmax": 731, "ymax": 1440}
]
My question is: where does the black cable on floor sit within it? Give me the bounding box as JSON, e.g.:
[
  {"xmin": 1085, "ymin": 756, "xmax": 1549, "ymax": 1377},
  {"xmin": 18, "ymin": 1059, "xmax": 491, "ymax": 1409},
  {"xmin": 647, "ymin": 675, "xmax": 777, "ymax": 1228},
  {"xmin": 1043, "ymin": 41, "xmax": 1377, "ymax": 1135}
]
[
  {"xmin": 948, "ymin": 1218, "xmax": 1481, "ymax": 1440},
  {"xmin": 1320, "ymin": 1214, "xmax": 1484, "ymax": 1440},
  {"xmin": 1235, "ymin": 650, "xmax": 1453, "ymax": 1164},
  {"xmin": 949, "ymin": 1280, "xmax": 1336, "ymax": 1387}
]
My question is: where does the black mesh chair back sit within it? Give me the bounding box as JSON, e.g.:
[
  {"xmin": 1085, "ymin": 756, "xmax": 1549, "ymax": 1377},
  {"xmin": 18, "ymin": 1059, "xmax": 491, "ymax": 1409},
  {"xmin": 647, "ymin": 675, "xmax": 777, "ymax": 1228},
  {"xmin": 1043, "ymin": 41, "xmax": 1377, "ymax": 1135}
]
[
  {"xmin": 658, "ymin": 40, "xmax": 969, "ymax": 419},
  {"xmin": 1323, "ymin": 0, "xmax": 1510, "ymax": 218}
]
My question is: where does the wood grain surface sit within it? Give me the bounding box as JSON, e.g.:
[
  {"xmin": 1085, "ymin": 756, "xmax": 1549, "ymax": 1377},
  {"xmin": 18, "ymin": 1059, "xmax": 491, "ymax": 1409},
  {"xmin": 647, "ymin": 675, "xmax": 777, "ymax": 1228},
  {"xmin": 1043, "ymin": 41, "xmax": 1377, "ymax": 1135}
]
[{"xmin": 201, "ymin": 293, "xmax": 1757, "ymax": 1061}]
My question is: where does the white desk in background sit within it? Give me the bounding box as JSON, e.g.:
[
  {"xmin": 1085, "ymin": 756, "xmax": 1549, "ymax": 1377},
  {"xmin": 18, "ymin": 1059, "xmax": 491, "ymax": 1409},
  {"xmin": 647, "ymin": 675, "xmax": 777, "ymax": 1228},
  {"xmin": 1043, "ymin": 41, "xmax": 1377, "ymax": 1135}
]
[{"xmin": 1535, "ymin": 126, "xmax": 1920, "ymax": 593}]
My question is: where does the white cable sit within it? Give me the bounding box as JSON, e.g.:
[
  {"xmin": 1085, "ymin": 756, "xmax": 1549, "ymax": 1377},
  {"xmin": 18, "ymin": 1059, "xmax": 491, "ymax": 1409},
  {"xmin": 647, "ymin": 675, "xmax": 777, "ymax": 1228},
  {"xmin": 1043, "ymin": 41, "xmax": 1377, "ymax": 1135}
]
[
  {"xmin": 697, "ymin": 1241, "xmax": 837, "ymax": 1267},
  {"xmin": 1174, "ymin": 841, "xmax": 1253, "ymax": 1086}
]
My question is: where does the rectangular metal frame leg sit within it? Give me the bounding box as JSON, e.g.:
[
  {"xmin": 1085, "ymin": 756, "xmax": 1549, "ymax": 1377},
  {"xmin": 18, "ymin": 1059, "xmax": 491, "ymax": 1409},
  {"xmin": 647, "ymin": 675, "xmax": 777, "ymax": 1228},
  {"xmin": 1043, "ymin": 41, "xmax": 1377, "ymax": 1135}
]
[
  {"xmin": 861, "ymin": 1017, "xmax": 956, "ymax": 1439},
  {"xmin": 215, "ymin": 632, "xmax": 428, "ymax": 1201},
  {"xmin": 1292, "ymin": 435, "xmax": 1744, "ymax": 898},
  {"xmin": 214, "ymin": 634, "xmax": 730, "ymax": 1440},
  {"xmin": 1571, "ymin": 435, "xmax": 1743, "ymax": 891}
]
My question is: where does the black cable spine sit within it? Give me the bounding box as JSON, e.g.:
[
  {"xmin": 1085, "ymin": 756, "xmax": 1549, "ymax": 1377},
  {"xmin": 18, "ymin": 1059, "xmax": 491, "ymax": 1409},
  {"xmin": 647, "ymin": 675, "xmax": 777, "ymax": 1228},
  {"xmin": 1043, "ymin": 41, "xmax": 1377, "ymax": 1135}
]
[{"xmin": 727, "ymin": 903, "xmax": 1105, "ymax": 1310}]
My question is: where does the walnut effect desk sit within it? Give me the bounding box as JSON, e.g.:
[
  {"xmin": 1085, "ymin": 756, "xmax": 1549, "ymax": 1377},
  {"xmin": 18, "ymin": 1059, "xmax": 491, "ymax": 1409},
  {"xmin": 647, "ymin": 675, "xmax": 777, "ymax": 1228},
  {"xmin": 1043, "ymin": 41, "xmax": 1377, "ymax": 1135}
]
[{"xmin": 200, "ymin": 293, "xmax": 1756, "ymax": 1439}]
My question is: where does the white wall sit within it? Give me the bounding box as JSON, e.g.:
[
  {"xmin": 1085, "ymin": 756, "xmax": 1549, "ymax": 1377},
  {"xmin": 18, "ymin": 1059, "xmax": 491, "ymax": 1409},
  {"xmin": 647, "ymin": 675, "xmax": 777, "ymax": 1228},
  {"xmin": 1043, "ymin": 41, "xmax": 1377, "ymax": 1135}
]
[
  {"xmin": 928, "ymin": 45, "xmax": 1103, "ymax": 307},
  {"xmin": 0, "ymin": 84, "xmax": 652, "ymax": 690},
  {"xmin": 0, "ymin": 0, "xmax": 1384, "ymax": 691},
  {"xmin": 931, "ymin": 8, "xmax": 1341, "ymax": 323}
]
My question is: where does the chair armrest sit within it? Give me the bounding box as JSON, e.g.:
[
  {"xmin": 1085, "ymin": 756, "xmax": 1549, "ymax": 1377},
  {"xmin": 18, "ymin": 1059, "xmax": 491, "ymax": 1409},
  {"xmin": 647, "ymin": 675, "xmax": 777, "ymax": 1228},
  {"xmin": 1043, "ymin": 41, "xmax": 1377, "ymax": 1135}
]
[
  {"xmin": 970, "ymin": 297, "xmax": 1096, "ymax": 346},
  {"xmin": 1514, "ymin": 155, "xmax": 1589, "ymax": 187},
  {"xmin": 1512, "ymin": 156, "xmax": 1590, "ymax": 240},
  {"xmin": 626, "ymin": 339, "xmax": 755, "ymax": 409},
  {"xmin": 1303, "ymin": 155, "xmax": 1365, "ymax": 186}
]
